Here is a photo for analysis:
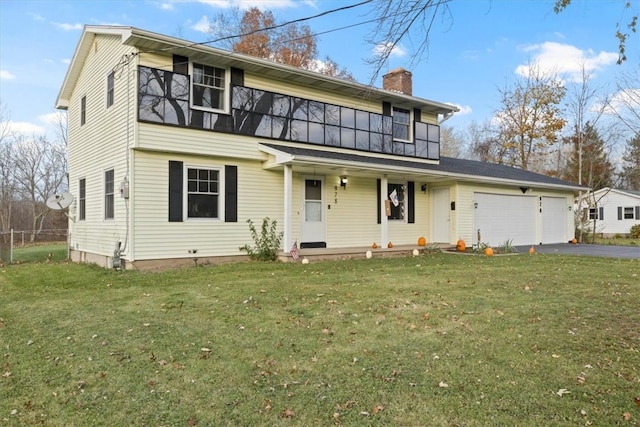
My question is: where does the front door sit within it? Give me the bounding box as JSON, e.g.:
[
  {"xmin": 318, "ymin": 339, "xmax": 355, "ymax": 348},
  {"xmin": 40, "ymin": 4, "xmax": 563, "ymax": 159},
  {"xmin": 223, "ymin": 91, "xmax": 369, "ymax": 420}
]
[
  {"xmin": 432, "ymin": 187, "xmax": 451, "ymax": 243},
  {"xmin": 301, "ymin": 178, "xmax": 326, "ymax": 248}
]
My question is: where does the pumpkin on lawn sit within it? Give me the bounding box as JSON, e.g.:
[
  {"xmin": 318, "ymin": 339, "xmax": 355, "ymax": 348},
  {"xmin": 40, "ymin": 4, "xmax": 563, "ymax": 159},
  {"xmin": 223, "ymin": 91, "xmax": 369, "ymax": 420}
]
[
  {"xmin": 484, "ymin": 247, "xmax": 494, "ymax": 257},
  {"xmin": 570, "ymin": 238, "xmax": 577, "ymax": 244},
  {"xmin": 456, "ymin": 239, "xmax": 466, "ymax": 252},
  {"xmin": 418, "ymin": 236, "xmax": 426, "ymax": 246},
  {"xmin": 372, "ymin": 242, "xmax": 378, "ymax": 249}
]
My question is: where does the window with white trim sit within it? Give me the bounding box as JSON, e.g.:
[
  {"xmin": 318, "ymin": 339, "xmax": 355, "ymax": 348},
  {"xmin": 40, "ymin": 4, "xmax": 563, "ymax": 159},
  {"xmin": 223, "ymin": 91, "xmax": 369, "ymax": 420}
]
[
  {"xmin": 192, "ymin": 63, "xmax": 226, "ymax": 111},
  {"xmin": 107, "ymin": 71, "xmax": 115, "ymax": 108},
  {"xmin": 105, "ymin": 169, "xmax": 114, "ymax": 220},
  {"xmin": 387, "ymin": 182, "xmax": 406, "ymax": 220},
  {"xmin": 623, "ymin": 207, "xmax": 634, "ymax": 219},
  {"xmin": 186, "ymin": 167, "xmax": 220, "ymax": 219},
  {"xmin": 81, "ymin": 95, "xmax": 87, "ymax": 126},
  {"xmin": 79, "ymin": 178, "xmax": 86, "ymax": 221},
  {"xmin": 392, "ymin": 107, "xmax": 410, "ymax": 141}
]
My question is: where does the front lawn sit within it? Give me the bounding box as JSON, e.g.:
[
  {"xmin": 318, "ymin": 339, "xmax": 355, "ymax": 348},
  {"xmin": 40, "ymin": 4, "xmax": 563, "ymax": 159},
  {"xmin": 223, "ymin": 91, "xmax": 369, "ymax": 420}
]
[{"xmin": 1, "ymin": 253, "xmax": 638, "ymax": 426}]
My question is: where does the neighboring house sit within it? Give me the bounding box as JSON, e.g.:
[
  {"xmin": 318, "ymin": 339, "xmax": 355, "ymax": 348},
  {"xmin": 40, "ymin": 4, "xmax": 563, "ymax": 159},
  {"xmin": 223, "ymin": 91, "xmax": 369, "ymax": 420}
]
[
  {"xmin": 577, "ymin": 188, "xmax": 640, "ymax": 236},
  {"xmin": 56, "ymin": 26, "xmax": 584, "ymax": 270}
]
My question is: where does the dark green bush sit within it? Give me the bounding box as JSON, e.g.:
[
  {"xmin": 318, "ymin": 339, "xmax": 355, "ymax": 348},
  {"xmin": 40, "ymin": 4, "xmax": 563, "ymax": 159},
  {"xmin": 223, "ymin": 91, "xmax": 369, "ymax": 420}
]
[{"xmin": 630, "ymin": 224, "xmax": 640, "ymax": 239}]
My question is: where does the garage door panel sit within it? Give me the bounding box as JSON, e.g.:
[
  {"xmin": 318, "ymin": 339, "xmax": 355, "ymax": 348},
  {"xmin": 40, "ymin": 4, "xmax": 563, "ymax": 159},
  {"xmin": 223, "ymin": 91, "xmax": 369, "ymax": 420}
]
[{"xmin": 474, "ymin": 193, "xmax": 536, "ymax": 246}]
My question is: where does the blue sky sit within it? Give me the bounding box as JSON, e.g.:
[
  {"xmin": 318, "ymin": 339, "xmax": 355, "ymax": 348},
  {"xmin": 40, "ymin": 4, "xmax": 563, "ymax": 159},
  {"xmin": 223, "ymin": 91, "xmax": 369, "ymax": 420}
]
[{"xmin": 1, "ymin": 0, "xmax": 638, "ymax": 140}]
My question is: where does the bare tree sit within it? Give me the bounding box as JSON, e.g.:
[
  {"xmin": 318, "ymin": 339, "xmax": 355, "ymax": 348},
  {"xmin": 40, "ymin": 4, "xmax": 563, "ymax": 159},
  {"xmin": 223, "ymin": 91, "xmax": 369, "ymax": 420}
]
[
  {"xmin": 0, "ymin": 100, "xmax": 16, "ymax": 236},
  {"xmin": 12, "ymin": 135, "xmax": 67, "ymax": 242},
  {"xmin": 439, "ymin": 125, "xmax": 466, "ymax": 158}
]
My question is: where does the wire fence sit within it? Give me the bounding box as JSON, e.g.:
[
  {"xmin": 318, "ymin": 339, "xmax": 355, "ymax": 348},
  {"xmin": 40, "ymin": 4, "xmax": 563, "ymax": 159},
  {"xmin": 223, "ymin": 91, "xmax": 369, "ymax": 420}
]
[{"xmin": 0, "ymin": 229, "xmax": 69, "ymax": 264}]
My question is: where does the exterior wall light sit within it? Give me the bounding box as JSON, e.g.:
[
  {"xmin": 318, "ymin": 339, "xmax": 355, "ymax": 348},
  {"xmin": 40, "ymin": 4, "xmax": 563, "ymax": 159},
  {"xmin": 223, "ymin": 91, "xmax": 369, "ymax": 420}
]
[{"xmin": 340, "ymin": 176, "xmax": 348, "ymax": 189}]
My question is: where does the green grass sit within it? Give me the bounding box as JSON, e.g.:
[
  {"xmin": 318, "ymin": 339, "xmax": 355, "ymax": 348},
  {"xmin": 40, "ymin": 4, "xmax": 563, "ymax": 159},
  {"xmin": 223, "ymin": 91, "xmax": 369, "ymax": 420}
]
[
  {"xmin": 591, "ymin": 236, "xmax": 639, "ymax": 246},
  {"xmin": 1, "ymin": 243, "xmax": 68, "ymax": 265},
  {"xmin": 1, "ymin": 253, "xmax": 639, "ymax": 426}
]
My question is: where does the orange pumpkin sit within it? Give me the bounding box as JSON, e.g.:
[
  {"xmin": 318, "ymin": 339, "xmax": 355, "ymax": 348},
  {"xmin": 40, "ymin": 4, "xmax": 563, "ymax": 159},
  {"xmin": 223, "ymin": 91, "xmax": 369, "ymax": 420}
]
[
  {"xmin": 484, "ymin": 247, "xmax": 494, "ymax": 257},
  {"xmin": 528, "ymin": 246, "xmax": 535, "ymax": 255},
  {"xmin": 570, "ymin": 238, "xmax": 577, "ymax": 244},
  {"xmin": 372, "ymin": 242, "xmax": 378, "ymax": 249},
  {"xmin": 387, "ymin": 241, "xmax": 393, "ymax": 248},
  {"xmin": 418, "ymin": 236, "xmax": 426, "ymax": 246},
  {"xmin": 456, "ymin": 239, "xmax": 466, "ymax": 252}
]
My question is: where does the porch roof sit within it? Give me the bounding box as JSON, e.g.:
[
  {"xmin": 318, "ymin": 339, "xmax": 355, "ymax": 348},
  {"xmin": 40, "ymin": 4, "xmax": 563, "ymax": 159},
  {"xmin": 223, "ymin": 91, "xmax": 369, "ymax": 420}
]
[{"xmin": 259, "ymin": 143, "xmax": 587, "ymax": 192}]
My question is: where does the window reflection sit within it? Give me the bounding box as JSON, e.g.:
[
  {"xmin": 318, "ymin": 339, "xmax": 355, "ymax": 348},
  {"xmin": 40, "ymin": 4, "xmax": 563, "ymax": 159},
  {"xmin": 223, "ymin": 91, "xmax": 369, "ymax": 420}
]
[{"xmin": 137, "ymin": 66, "xmax": 440, "ymax": 160}]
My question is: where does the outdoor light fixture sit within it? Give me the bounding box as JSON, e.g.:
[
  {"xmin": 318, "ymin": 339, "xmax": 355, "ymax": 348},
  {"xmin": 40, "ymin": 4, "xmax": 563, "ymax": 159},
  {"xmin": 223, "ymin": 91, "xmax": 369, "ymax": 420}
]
[
  {"xmin": 340, "ymin": 176, "xmax": 348, "ymax": 189},
  {"xmin": 520, "ymin": 186, "xmax": 529, "ymax": 194},
  {"xmin": 421, "ymin": 183, "xmax": 428, "ymax": 193}
]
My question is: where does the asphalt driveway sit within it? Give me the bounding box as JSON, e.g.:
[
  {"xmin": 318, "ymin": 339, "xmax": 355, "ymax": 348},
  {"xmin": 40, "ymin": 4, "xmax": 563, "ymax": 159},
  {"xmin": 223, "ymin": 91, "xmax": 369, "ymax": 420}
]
[{"xmin": 516, "ymin": 243, "xmax": 640, "ymax": 259}]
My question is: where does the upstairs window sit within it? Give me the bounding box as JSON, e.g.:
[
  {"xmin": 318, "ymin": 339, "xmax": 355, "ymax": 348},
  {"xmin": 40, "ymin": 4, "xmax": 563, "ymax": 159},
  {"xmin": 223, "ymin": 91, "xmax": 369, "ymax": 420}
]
[
  {"xmin": 187, "ymin": 167, "xmax": 220, "ymax": 219},
  {"xmin": 79, "ymin": 178, "xmax": 86, "ymax": 221},
  {"xmin": 192, "ymin": 63, "xmax": 225, "ymax": 111},
  {"xmin": 392, "ymin": 107, "xmax": 410, "ymax": 141},
  {"xmin": 105, "ymin": 169, "xmax": 114, "ymax": 220},
  {"xmin": 106, "ymin": 71, "xmax": 115, "ymax": 108},
  {"xmin": 80, "ymin": 95, "xmax": 87, "ymax": 126}
]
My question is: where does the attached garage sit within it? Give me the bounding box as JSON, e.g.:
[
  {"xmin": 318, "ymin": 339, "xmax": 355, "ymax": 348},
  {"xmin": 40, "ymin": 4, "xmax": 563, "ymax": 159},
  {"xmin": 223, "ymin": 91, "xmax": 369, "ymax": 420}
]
[
  {"xmin": 474, "ymin": 192, "xmax": 537, "ymax": 246},
  {"xmin": 541, "ymin": 196, "xmax": 568, "ymax": 244}
]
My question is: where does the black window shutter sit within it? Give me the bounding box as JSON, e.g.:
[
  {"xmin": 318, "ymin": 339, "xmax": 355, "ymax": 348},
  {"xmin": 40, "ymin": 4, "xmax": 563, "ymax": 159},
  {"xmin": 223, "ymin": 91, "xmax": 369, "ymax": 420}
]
[
  {"xmin": 413, "ymin": 108, "xmax": 421, "ymax": 122},
  {"xmin": 377, "ymin": 179, "xmax": 381, "ymax": 224},
  {"xmin": 382, "ymin": 102, "xmax": 391, "ymax": 116},
  {"xmin": 618, "ymin": 206, "xmax": 622, "ymax": 220},
  {"xmin": 225, "ymin": 165, "xmax": 238, "ymax": 222},
  {"xmin": 636, "ymin": 206, "xmax": 640, "ymax": 219},
  {"xmin": 169, "ymin": 161, "xmax": 183, "ymax": 222},
  {"xmin": 599, "ymin": 207, "xmax": 604, "ymax": 220},
  {"xmin": 230, "ymin": 67, "xmax": 244, "ymax": 86},
  {"xmin": 173, "ymin": 55, "xmax": 189, "ymax": 75},
  {"xmin": 407, "ymin": 181, "xmax": 415, "ymax": 223}
]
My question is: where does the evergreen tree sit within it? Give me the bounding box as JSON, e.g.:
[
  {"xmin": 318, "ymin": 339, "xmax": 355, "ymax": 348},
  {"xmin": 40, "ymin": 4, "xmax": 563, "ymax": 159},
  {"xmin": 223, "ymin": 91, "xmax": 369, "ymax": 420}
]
[
  {"xmin": 563, "ymin": 122, "xmax": 614, "ymax": 190},
  {"xmin": 621, "ymin": 132, "xmax": 640, "ymax": 190}
]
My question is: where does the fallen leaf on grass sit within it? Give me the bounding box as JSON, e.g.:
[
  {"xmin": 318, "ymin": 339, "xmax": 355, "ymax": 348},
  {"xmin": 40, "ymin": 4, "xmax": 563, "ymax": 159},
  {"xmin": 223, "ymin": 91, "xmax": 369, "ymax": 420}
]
[
  {"xmin": 556, "ymin": 388, "xmax": 570, "ymax": 396},
  {"xmin": 439, "ymin": 381, "xmax": 449, "ymax": 388},
  {"xmin": 634, "ymin": 397, "xmax": 640, "ymax": 408},
  {"xmin": 623, "ymin": 412, "xmax": 632, "ymax": 421},
  {"xmin": 373, "ymin": 404, "xmax": 384, "ymax": 414},
  {"xmin": 282, "ymin": 408, "xmax": 295, "ymax": 419}
]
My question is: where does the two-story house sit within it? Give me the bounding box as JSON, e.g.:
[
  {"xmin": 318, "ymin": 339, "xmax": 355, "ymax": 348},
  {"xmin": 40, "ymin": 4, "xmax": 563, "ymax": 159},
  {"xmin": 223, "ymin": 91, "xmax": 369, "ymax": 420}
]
[{"xmin": 56, "ymin": 26, "xmax": 584, "ymax": 270}]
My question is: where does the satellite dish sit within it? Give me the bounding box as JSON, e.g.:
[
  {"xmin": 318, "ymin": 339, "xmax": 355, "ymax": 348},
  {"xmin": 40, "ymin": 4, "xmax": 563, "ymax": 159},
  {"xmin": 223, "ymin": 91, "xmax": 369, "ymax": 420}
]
[{"xmin": 46, "ymin": 192, "xmax": 74, "ymax": 210}]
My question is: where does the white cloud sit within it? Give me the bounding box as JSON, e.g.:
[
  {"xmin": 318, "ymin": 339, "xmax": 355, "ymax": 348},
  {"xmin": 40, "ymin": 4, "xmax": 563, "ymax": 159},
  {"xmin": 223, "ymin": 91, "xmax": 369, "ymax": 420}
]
[
  {"xmin": 160, "ymin": 2, "xmax": 174, "ymax": 10},
  {"xmin": 598, "ymin": 88, "xmax": 640, "ymax": 115},
  {"xmin": 55, "ymin": 22, "xmax": 83, "ymax": 31},
  {"xmin": 1, "ymin": 69, "xmax": 16, "ymax": 80},
  {"xmin": 192, "ymin": 15, "xmax": 212, "ymax": 33},
  {"xmin": 2, "ymin": 121, "xmax": 47, "ymax": 136},
  {"xmin": 38, "ymin": 112, "xmax": 64, "ymax": 127},
  {"xmin": 61, "ymin": 58, "xmax": 71, "ymax": 65},
  {"xmin": 448, "ymin": 103, "xmax": 472, "ymax": 116},
  {"xmin": 373, "ymin": 42, "xmax": 407, "ymax": 59},
  {"xmin": 515, "ymin": 41, "xmax": 618, "ymax": 82}
]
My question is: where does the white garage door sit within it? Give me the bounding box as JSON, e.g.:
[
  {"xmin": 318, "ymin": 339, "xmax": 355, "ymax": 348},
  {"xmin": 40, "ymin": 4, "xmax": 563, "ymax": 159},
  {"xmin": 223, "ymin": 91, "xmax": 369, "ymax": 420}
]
[
  {"xmin": 474, "ymin": 193, "xmax": 536, "ymax": 246},
  {"xmin": 541, "ymin": 197, "xmax": 567, "ymax": 244}
]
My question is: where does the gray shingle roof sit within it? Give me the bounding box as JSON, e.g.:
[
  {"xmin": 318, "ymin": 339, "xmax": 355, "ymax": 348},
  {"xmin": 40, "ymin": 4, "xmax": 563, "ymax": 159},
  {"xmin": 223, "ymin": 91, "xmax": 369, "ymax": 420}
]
[{"xmin": 261, "ymin": 143, "xmax": 585, "ymax": 190}]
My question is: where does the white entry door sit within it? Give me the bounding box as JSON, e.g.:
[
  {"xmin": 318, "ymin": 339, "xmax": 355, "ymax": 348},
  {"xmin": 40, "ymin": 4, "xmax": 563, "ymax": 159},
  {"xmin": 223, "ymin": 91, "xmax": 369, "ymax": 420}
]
[
  {"xmin": 541, "ymin": 197, "xmax": 567, "ymax": 244},
  {"xmin": 301, "ymin": 178, "xmax": 326, "ymax": 246},
  {"xmin": 432, "ymin": 187, "xmax": 451, "ymax": 243}
]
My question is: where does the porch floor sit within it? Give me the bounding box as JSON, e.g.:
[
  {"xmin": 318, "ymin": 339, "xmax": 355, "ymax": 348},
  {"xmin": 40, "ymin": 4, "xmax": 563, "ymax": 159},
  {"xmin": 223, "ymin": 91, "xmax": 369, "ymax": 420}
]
[{"xmin": 278, "ymin": 243, "xmax": 454, "ymax": 262}]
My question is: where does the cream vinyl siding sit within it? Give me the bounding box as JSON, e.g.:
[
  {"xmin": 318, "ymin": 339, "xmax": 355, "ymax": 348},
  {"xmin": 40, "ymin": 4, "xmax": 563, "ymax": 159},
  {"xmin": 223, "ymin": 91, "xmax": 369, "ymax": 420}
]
[
  {"xmin": 131, "ymin": 151, "xmax": 284, "ymax": 260},
  {"xmin": 67, "ymin": 34, "xmax": 135, "ymax": 257},
  {"xmin": 137, "ymin": 122, "xmax": 266, "ymax": 161}
]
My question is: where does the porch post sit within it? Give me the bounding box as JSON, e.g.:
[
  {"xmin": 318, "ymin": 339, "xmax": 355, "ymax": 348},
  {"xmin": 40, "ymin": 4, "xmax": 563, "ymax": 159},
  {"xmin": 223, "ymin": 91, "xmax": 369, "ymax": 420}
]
[
  {"xmin": 380, "ymin": 174, "xmax": 388, "ymax": 248},
  {"xmin": 283, "ymin": 163, "xmax": 293, "ymax": 253}
]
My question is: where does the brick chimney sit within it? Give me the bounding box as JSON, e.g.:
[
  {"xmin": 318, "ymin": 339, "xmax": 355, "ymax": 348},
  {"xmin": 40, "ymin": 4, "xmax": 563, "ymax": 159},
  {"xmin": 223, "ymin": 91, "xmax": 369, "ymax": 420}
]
[{"xmin": 382, "ymin": 68, "xmax": 412, "ymax": 96}]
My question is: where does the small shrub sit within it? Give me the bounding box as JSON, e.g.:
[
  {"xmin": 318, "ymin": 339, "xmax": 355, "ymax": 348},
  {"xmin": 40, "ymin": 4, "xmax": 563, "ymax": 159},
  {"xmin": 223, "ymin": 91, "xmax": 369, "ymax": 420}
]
[
  {"xmin": 499, "ymin": 239, "xmax": 517, "ymax": 254},
  {"xmin": 631, "ymin": 224, "xmax": 640, "ymax": 239},
  {"xmin": 239, "ymin": 218, "xmax": 283, "ymax": 261},
  {"xmin": 473, "ymin": 242, "xmax": 489, "ymax": 254}
]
